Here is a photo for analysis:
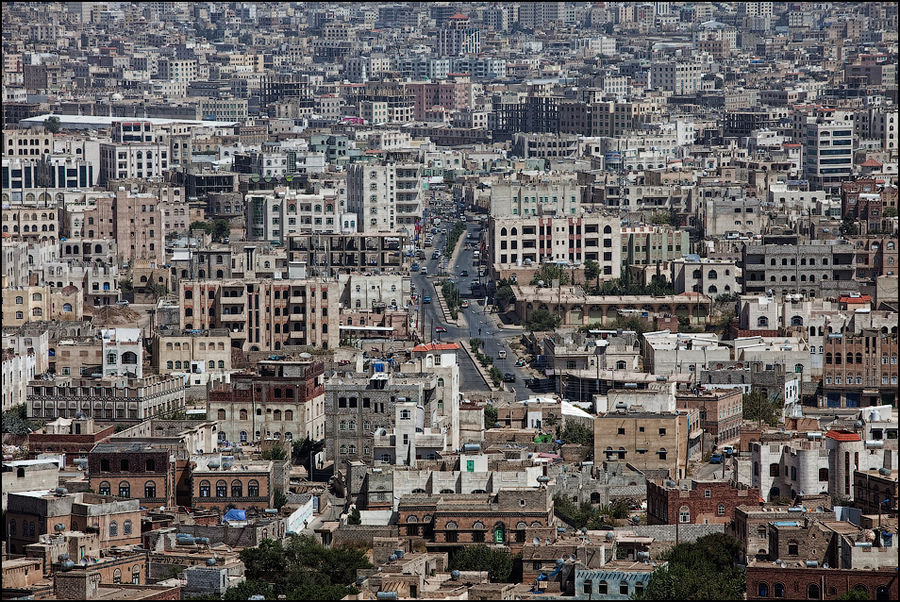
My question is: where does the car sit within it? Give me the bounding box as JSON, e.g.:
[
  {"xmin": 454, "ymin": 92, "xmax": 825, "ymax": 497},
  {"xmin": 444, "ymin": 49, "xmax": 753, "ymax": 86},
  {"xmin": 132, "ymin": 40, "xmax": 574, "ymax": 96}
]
[
  {"xmin": 515, "ymin": 359, "xmax": 526, "ymax": 367},
  {"xmin": 503, "ymin": 373, "xmax": 516, "ymax": 383},
  {"xmin": 723, "ymin": 446, "xmax": 734, "ymax": 457},
  {"xmin": 460, "ymin": 270, "xmax": 469, "ymax": 277},
  {"xmin": 116, "ymin": 300, "xmax": 129, "ymax": 306},
  {"xmin": 423, "ymin": 296, "xmax": 432, "ymax": 304},
  {"xmin": 435, "ymin": 325, "xmax": 448, "ymax": 333},
  {"xmin": 420, "ymin": 266, "xmax": 428, "ymax": 275},
  {"xmin": 411, "ymin": 263, "xmax": 420, "ymax": 272},
  {"xmin": 710, "ymin": 453, "xmax": 723, "ymax": 464},
  {"xmin": 460, "ymin": 300, "xmax": 469, "ymax": 308},
  {"xmin": 497, "ymin": 350, "xmax": 507, "ymax": 359}
]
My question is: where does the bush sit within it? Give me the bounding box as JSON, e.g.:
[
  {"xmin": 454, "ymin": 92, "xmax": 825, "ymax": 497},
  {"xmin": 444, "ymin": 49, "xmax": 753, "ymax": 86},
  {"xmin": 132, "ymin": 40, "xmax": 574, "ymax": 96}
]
[
  {"xmin": 525, "ymin": 309, "xmax": 561, "ymax": 331},
  {"xmin": 445, "ymin": 221, "xmax": 466, "ymax": 257},
  {"xmin": 638, "ymin": 534, "xmax": 744, "ymax": 600},
  {"xmin": 560, "ymin": 423, "xmax": 593, "ymax": 448},
  {"xmin": 2, "ymin": 404, "xmax": 44, "ymax": 435},
  {"xmin": 450, "ymin": 545, "xmax": 514, "ymax": 582},
  {"xmin": 262, "ymin": 445, "xmax": 288, "ymax": 461},
  {"xmin": 531, "ymin": 264, "xmax": 570, "ymax": 286},
  {"xmin": 489, "ymin": 366, "xmax": 503, "ymax": 386},
  {"xmin": 484, "ymin": 404, "xmax": 497, "ymax": 427}
]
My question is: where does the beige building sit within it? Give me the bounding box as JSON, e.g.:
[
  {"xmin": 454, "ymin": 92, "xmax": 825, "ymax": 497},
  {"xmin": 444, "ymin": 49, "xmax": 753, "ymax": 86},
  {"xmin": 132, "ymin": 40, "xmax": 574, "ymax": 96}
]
[
  {"xmin": 593, "ymin": 410, "xmax": 697, "ymax": 479},
  {"xmin": 1, "ymin": 204, "xmax": 60, "ymax": 243},
  {"xmin": 152, "ymin": 330, "xmax": 232, "ymax": 389},
  {"xmin": 80, "ymin": 189, "xmax": 165, "ymax": 265},
  {"xmin": 3, "ymin": 285, "xmax": 82, "ymax": 327}
]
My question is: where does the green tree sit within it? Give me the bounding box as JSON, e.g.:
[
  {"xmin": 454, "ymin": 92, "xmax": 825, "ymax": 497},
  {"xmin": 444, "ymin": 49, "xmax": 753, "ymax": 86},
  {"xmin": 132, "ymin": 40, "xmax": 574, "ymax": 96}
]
[
  {"xmin": 525, "ymin": 309, "xmax": 561, "ymax": 331},
  {"xmin": 190, "ymin": 220, "xmax": 213, "ymax": 235},
  {"xmin": 484, "ymin": 404, "xmax": 498, "ymax": 428},
  {"xmin": 637, "ymin": 533, "xmax": 745, "ymax": 600},
  {"xmin": 839, "ymin": 215, "xmax": 859, "ymax": 236},
  {"xmin": 531, "ymin": 264, "xmax": 570, "ymax": 286},
  {"xmin": 262, "ymin": 445, "xmax": 288, "ymax": 461},
  {"xmin": 450, "ymin": 544, "xmax": 514, "ymax": 582},
  {"xmin": 347, "ymin": 507, "xmax": 361, "ymax": 525},
  {"xmin": 223, "ymin": 580, "xmax": 274, "ymax": 600},
  {"xmin": 273, "ymin": 488, "xmax": 288, "ymax": 510},
  {"xmin": 2, "ymin": 404, "xmax": 45, "ymax": 435},
  {"xmin": 560, "ymin": 423, "xmax": 593, "ymax": 448},
  {"xmin": 742, "ymin": 391, "xmax": 781, "ymax": 427},
  {"xmin": 44, "ymin": 115, "xmax": 61, "ymax": 133},
  {"xmin": 495, "ymin": 284, "xmax": 516, "ymax": 311},
  {"xmin": 212, "ymin": 218, "xmax": 230, "ymax": 242},
  {"xmin": 489, "ymin": 366, "xmax": 503, "ymax": 386},
  {"xmin": 584, "ymin": 259, "xmax": 600, "ymax": 290}
]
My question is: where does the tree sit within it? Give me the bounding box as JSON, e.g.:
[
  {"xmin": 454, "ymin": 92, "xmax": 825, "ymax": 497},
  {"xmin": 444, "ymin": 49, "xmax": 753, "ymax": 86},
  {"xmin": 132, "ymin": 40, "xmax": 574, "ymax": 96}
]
[
  {"xmin": 742, "ymin": 391, "xmax": 781, "ymax": 427},
  {"xmin": 637, "ymin": 533, "xmax": 745, "ymax": 600},
  {"xmin": 531, "ymin": 264, "xmax": 570, "ymax": 286},
  {"xmin": 839, "ymin": 215, "xmax": 859, "ymax": 237},
  {"xmin": 484, "ymin": 404, "xmax": 498, "ymax": 428},
  {"xmin": 525, "ymin": 308, "xmax": 561, "ymax": 331},
  {"xmin": 836, "ymin": 588, "xmax": 870, "ymax": 600},
  {"xmin": 450, "ymin": 545, "xmax": 514, "ymax": 583},
  {"xmin": 262, "ymin": 445, "xmax": 288, "ymax": 461},
  {"xmin": 273, "ymin": 488, "xmax": 288, "ymax": 510},
  {"xmin": 44, "ymin": 115, "xmax": 61, "ymax": 133},
  {"xmin": 560, "ymin": 423, "xmax": 593, "ymax": 448},
  {"xmin": 495, "ymin": 284, "xmax": 516, "ymax": 311},
  {"xmin": 2, "ymin": 404, "xmax": 45, "ymax": 435},
  {"xmin": 212, "ymin": 218, "xmax": 230, "ymax": 242},
  {"xmin": 347, "ymin": 507, "xmax": 361, "ymax": 525},
  {"xmin": 584, "ymin": 259, "xmax": 600, "ymax": 290},
  {"xmin": 223, "ymin": 580, "xmax": 274, "ymax": 601}
]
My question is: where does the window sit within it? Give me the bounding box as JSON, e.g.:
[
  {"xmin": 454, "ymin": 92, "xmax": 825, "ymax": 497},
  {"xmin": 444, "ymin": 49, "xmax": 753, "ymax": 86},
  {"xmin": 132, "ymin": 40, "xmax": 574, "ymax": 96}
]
[
  {"xmin": 598, "ymin": 581, "xmax": 608, "ymax": 594},
  {"xmin": 110, "ymin": 521, "xmax": 118, "ymax": 537},
  {"xmin": 759, "ymin": 583, "xmax": 769, "ymax": 597},
  {"xmin": 113, "ymin": 569, "xmax": 122, "ymax": 584},
  {"xmin": 216, "ymin": 480, "xmax": 227, "ymax": 497},
  {"xmin": 620, "ymin": 582, "xmax": 630, "ymax": 595},
  {"xmin": 123, "ymin": 520, "xmax": 132, "ymax": 535},
  {"xmin": 144, "ymin": 481, "xmax": 156, "ymax": 498},
  {"xmin": 807, "ymin": 584, "xmax": 819, "ymax": 599},
  {"xmin": 231, "ymin": 480, "xmax": 243, "ymax": 497},
  {"xmin": 99, "ymin": 481, "xmax": 111, "ymax": 495},
  {"xmin": 199, "ymin": 480, "xmax": 211, "ymax": 497},
  {"xmin": 718, "ymin": 504, "xmax": 725, "ymax": 516},
  {"xmin": 788, "ymin": 541, "xmax": 799, "ymax": 556},
  {"xmin": 679, "ymin": 506, "xmax": 690, "ymax": 523},
  {"xmin": 118, "ymin": 482, "xmax": 130, "ymax": 497},
  {"xmin": 248, "ymin": 480, "xmax": 259, "ymax": 497}
]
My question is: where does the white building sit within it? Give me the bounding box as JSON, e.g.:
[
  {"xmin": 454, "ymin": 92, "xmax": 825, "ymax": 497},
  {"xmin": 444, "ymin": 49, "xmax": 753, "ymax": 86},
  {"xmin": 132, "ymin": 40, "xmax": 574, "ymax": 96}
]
[
  {"xmin": 101, "ymin": 328, "xmax": 142, "ymax": 379},
  {"xmin": 347, "ymin": 163, "xmax": 423, "ymax": 234}
]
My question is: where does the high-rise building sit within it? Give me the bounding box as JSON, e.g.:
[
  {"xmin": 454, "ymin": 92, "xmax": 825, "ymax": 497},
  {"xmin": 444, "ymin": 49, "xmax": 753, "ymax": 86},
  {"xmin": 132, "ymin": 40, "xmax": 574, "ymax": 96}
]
[
  {"xmin": 347, "ymin": 163, "xmax": 422, "ymax": 234},
  {"xmin": 436, "ymin": 13, "xmax": 480, "ymax": 56}
]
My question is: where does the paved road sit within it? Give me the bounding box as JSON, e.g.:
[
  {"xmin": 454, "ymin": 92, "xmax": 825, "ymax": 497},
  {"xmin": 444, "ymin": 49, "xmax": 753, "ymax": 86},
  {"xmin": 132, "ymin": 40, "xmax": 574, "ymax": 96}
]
[{"xmin": 411, "ymin": 219, "xmax": 532, "ymax": 399}]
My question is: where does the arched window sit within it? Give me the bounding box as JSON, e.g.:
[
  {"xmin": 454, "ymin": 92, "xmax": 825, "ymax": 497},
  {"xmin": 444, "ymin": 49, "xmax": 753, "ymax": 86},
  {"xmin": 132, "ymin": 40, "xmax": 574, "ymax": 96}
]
[
  {"xmin": 774, "ymin": 582, "xmax": 785, "ymax": 597},
  {"xmin": 118, "ymin": 482, "xmax": 130, "ymax": 498},
  {"xmin": 113, "ymin": 569, "xmax": 122, "ymax": 584},
  {"xmin": 807, "ymin": 584, "xmax": 819, "ymax": 599},
  {"xmin": 708, "ymin": 270, "xmax": 718, "ymax": 279},
  {"xmin": 679, "ymin": 505, "xmax": 690, "ymax": 523},
  {"xmin": 231, "ymin": 480, "xmax": 243, "ymax": 497},
  {"xmin": 285, "ymin": 410, "xmax": 293, "ymax": 421},
  {"xmin": 110, "ymin": 521, "xmax": 118, "ymax": 537},
  {"xmin": 99, "ymin": 481, "xmax": 111, "ymax": 495},
  {"xmin": 144, "ymin": 481, "xmax": 156, "ymax": 498},
  {"xmin": 758, "ymin": 583, "xmax": 769, "ymax": 597},
  {"xmin": 240, "ymin": 409, "xmax": 248, "ymax": 420},
  {"xmin": 217, "ymin": 409, "xmax": 226, "ymax": 421},
  {"xmin": 757, "ymin": 316, "xmax": 769, "ymax": 327},
  {"xmin": 248, "ymin": 480, "xmax": 259, "ymax": 497},
  {"xmin": 132, "ymin": 565, "xmax": 140, "ymax": 584},
  {"xmin": 199, "ymin": 480, "xmax": 211, "ymax": 497},
  {"xmin": 216, "ymin": 480, "xmax": 227, "ymax": 497},
  {"xmin": 123, "ymin": 520, "xmax": 132, "ymax": 535}
]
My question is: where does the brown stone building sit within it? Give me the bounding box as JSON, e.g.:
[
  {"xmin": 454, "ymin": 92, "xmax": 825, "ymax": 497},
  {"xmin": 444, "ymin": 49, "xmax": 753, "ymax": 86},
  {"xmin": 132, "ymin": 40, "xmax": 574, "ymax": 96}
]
[
  {"xmin": 189, "ymin": 455, "xmax": 279, "ymax": 515},
  {"xmin": 850, "ymin": 236, "xmax": 899, "ymax": 285},
  {"xmin": 88, "ymin": 442, "xmax": 174, "ymax": 508},
  {"xmin": 853, "ymin": 468, "xmax": 898, "ymax": 515},
  {"xmin": 675, "ymin": 388, "xmax": 743, "ymax": 447},
  {"xmin": 646, "ymin": 479, "xmax": 760, "ymax": 526},
  {"xmin": 593, "ymin": 411, "xmax": 697, "ymax": 479},
  {"xmin": 841, "ymin": 179, "xmax": 884, "ymax": 235},
  {"xmin": 822, "ymin": 329, "xmax": 898, "ymax": 408},
  {"xmin": 729, "ymin": 502, "xmax": 835, "ymax": 563},
  {"xmin": 746, "ymin": 564, "xmax": 897, "ymax": 600},
  {"xmin": 396, "ymin": 489, "xmax": 554, "ymax": 553},
  {"xmin": 28, "ymin": 415, "xmax": 115, "ymax": 465},
  {"xmin": 82, "ymin": 189, "xmax": 165, "ymax": 265}
]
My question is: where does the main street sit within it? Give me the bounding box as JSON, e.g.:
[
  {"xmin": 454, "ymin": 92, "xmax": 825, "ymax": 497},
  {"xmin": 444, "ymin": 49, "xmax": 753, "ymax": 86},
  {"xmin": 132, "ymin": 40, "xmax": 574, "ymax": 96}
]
[{"xmin": 410, "ymin": 215, "xmax": 532, "ymax": 399}]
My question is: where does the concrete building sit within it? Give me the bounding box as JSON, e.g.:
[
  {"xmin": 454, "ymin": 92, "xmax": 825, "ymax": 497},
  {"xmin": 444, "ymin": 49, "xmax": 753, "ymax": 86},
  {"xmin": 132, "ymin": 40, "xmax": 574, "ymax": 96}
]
[
  {"xmin": 647, "ymin": 479, "xmax": 760, "ymax": 525},
  {"xmin": 347, "ymin": 163, "xmax": 423, "ymax": 233},
  {"xmin": 742, "ymin": 235, "xmax": 857, "ymax": 299},
  {"xmin": 671, "ymin": 256, "xmax": 742, "ymax": 297}
]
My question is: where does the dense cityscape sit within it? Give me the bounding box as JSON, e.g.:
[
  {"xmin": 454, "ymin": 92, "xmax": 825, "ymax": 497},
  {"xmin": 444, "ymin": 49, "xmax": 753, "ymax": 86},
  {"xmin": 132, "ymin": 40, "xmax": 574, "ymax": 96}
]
[{"xmin": 1, "ymin": 2, "xmax": 898, "ymax": 600}]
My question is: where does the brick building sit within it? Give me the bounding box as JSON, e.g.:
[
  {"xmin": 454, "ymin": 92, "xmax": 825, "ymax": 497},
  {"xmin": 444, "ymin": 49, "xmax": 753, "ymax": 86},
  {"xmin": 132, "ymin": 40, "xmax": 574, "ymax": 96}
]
[
  {"xmin": 189, "ymin": 455, "xmax": 279, "ymax": 515},
  {"xmin": 841, "ymin": 179, "xmax": 884, "ymax": 235},
  {"xmin": 27, "ymin": 415, "xmax": 115, "ymax": 465},
  {"xmin": 396, "ymin": 489, "xmax": 554, "ymax": 552},
  {"xmin": 593, "ymin": 411, "xmax": 698, "ymax": 479},
  {"xmin": 88, "ymin": 442, "xmax": 175, "ymax": 508},
  {"xmin": 728, "ymin": 502, "xmax": 835, "ymax": 563},
  {"xmin": 822, "ymin": 329, "xmax": 898, "ymax": 408},
  {"xmin": 646, "ymin": 479, "xmax": 760, "ymax": 526},
  {"xmin": 208, "ymin": 358, "xmax": 326, "ymax": 445},
  {"xmin": 853, "ymin": 468, "xmax": 898, "ymax": 515},
  {"xmin": 745, "ymin": 563, "xmax": 896, "ymax": 600},
  {"xmin": 675, "ymin": 388, "xmax": 743, "ymax": 447}
]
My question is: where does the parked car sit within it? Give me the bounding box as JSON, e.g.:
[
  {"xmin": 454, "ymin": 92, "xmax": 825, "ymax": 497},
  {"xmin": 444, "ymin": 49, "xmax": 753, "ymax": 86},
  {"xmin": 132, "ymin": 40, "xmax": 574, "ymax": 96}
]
[
  {"xmin": 460, "ymin": 270, "xmax": 469, "ymax": 277},
  {"xmin": 460, "ymin": 300, "xmax": 469, "ymax": 308},
  {"xmin": 423, "ymin": 296, "xmax": 432, "ymax": 304},
  {"xmin": 710, "ymin": 453, "xmax": 723, "ymax": 464},
  {"xmin": 514, "ymin": 359, "xmax": 526, "ymax": 367},
  {"xmin": 497, "ymin": 350, "xmax": 507, "ymax": 359},
  {"xmin": 435, "ymin": 325, "xmax": 447, "ymax": 333},
  {"xmin": 503, "ymin": 373, "xmax": 516, "ymax": 382}
]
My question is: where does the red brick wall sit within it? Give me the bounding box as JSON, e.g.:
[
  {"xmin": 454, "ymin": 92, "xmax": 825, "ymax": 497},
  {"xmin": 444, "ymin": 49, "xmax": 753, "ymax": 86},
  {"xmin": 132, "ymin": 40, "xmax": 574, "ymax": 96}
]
[
  {"xmin": 647, "ymin": 480, "xmax": 760, "ymax": 525},
  {"xmin": 746, "ymin": 565, "xmax": 897, "ymax": 600}
]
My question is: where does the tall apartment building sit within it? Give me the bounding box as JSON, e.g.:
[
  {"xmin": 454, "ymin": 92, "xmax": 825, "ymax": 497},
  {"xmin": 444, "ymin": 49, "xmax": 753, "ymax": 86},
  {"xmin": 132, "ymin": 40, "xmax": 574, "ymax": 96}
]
[
  {"xmin": 621, "ymin": 226, "xmax": 691, "ymax": 266},
  {"xmin": 822, "ymin": 329, "xmax": 898, "ymax": 408},
  {"xmin": 98, "ymin": 122, "xmax": 170, "ymax": 185},
  {"xmin": 347, "ymin": 163, "xmax": 422, "ymax": 234},
  {"xmin": 179, "ymin": 278, "xmax": 340, "ymax": 351},
  {"xmin": 156, "ymin": 58, "xmax": 198, "ymax": 83},
  {"xmin": 742, "ymin": 235, "xmax": 857, "ymax": 299},
  {"xmin": 208, "ymin": 358, "xmax": 326, "ymax": 445},
  {"xmin": 800, "ymin": 110, "xmax": 854, "ymax": 194},
  {"xmin": 650, "ymin": 61, "xmax": 702, "ymax": 95},
  {"xmin": 436, "ymin": 14, "xmax": 480, "ymax": 56},
  {"xmin": 81, "ymin": 189, "xmax": 165, "ymax": 265},
  {"xmin": 245, "ymin": 190, "xmax": 341, "ymax": 243}
]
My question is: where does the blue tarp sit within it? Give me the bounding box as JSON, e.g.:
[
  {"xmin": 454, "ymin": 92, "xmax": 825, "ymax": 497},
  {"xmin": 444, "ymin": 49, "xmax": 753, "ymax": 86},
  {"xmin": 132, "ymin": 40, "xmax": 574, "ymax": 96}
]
[{"xmin": 223, "ymin": 509, "xmax": 246, "ymax": 523}]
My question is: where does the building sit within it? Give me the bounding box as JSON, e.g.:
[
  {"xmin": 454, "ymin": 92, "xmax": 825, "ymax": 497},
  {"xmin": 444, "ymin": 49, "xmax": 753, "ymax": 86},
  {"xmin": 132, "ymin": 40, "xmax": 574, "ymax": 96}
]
[
  {"xmin": 651, "ymin": 61, "xmax": 702, "ymax": 95},
  {"xmin": 801, "ymin": 111, "xmax": 854, "ymax": 194},
  {"xmin": 646, "ymin": 479, "xmax": 760, "ymax": 525},
  {"xmin": 593, "ymin": 411, "xmax": 696, "ymax": 479},
  {"xmin": 208, "ymin": 358, "xmax": 326, "ymax": 445},
  {"xmin": 841, "ymin": 179, "xmax": 885, "ymax": 235},
  {"xmin": 27, "ymin": 375, "xmax": 186, "ymax": 422},
  {"xmin": 742, "ymin": 235, "xmax": 857, "ymax": 299},
  {"xmin": 822, "ymin": 329, "xmax": 898, "ymax": 408},
  {"xmin": 27, "ymin": 416, "xmax": 115, "ymax": 466},
  {"xmin": 675, "ymin": 388, "xmax": 743, "ymax": 446},
  {"xmin": 2, "ymin": 460, "xmax": 59, "ymax": 510},
  {"xmin": 347, "ymin": 163, "xmax": 423, "ymax": 234},
  {"xmin": 671, "ymin": 256, "xmax": 741, "ymax": 297},
  {"xmin": 189, "ymin": 454, "xmax": 281, "ymax": 514},
  {"xmin": 179, "ymin": 278, "xmax": 340, "ymax": 351},
  {"xmin": 621, "ymin": 226, "xmax": 691, "ymax": 267},
  {"xmin": 745, "ymin": 564, "xmax": 897, "ymax": 601},
  {"xmin": 436, "ymin": 14, "xmax": 480, "ymax": 56}
]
